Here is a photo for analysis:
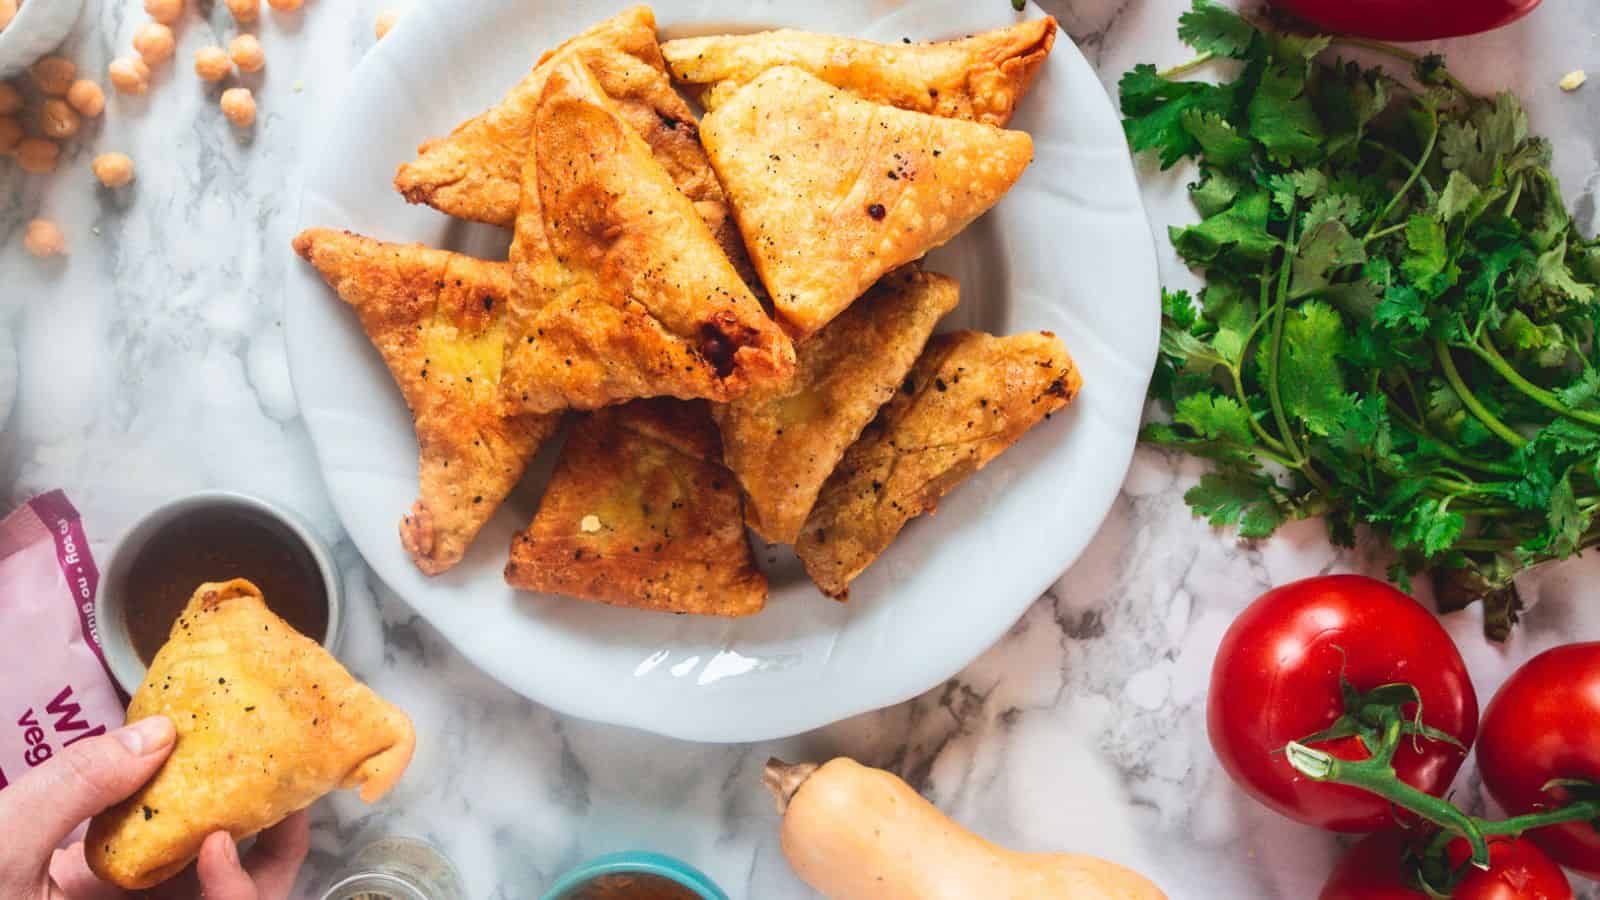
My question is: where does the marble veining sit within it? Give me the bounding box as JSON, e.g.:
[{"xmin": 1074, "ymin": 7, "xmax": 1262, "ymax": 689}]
[{"xmin": 2, "ymin": 0, "xmax": 1599, "ymax": 897}]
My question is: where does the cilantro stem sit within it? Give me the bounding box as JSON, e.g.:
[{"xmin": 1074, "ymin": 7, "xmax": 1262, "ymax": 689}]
[
  {"xmin": 1435, "ymin": 340, "xmax": 1526, "ymax": 448},
  {"xmin": 1158, "ymin": 52, "xmax": 1215, "ymax": 80},
  {"xmin": 1365, "ymin": 109, "xmax": 1439, "ymax": 240},
  {"xmin": 1325, "ymin": 36, "xmax": 1476, "ymax": 98},
  {"xmin": 1464, "ymin": 338, "xmax": 1600, "ymax": 430},
  {"xmin": 1264, "ymin": 210, "xmax": 1334, "ymax": 495},
  {"xmin": 1364, "ymin": 222, "xmax": 1408, "ymax": 244}
]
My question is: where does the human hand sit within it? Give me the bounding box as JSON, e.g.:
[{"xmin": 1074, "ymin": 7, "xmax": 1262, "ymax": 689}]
[{"xmin": 0, "ymin": 715, "xmax": 310, "ymax": 900}]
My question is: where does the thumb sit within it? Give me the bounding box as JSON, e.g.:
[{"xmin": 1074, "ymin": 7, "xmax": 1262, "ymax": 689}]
[{"xmin": 0, "ymin": 716, "xmax": 175, "ymax": 868}]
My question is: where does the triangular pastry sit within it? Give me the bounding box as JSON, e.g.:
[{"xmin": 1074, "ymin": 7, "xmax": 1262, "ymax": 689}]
[
  {"xmin": 293, "ymin": 228, "xmax": 558, "ymax": 574},
  {"xmin": 714, "ymin": 266, "xmax": 959, "ymax": 543},
  {"xmin": 699, "ymin": 66, "xmax": 1033, "ymax": 337},
  {"xmin": 795, "ymin": 331, "xmax": 1081, "ymax": 599},
  {"xmin": 505, "ymin": 400, "xmax": 766, "ymax": 617},
  {"xmin": 501, "ymin": 56, "xmax": 793, "ymax": 415},
  {"xmin": 87, "ymin": 579, "xmax": 415, "ymax": 890},
  {"xmin": 393, "ymin": 5, "xmax": 739, "ymax": 267},
  {"xmin": 662, "ymin": 17, "xmax": 1056, "ymax": 126}
]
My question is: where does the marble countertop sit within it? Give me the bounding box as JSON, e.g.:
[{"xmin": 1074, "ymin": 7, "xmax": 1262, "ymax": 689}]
[{"xmin": 2, "ymin": 0, "xmax": 1598, "ymax": 897}]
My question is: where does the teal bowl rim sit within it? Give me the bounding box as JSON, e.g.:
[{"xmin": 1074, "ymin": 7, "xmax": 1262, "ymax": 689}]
[{"xmin": 540, "ymin": 851, "xmax": 728, "ymax": 900}]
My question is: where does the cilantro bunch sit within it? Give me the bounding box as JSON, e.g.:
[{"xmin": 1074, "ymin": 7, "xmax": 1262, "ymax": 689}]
[{"xmin": 1125, "ymin": 1, "xmax": 1600, "ymax": 638}]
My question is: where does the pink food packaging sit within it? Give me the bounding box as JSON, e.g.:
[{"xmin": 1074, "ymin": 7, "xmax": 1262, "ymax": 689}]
[{"xmin": 0, "ymin": 491, "xmax": 123, "ymax": 791}]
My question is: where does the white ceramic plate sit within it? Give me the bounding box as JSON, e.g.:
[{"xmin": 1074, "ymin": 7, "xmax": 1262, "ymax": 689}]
[{"xmin": 287, "ymin": 0, "xmax": 1159, "ymax": 742}]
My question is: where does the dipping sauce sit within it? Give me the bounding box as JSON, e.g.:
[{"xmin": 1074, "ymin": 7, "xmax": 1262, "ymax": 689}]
[
  {"xmin": 122, "ymin": 505, "xmax": 328, "ymax": 664},
  {"xmin": 567, "ymin": 873, "xmax": 704, "ymax": 900}
]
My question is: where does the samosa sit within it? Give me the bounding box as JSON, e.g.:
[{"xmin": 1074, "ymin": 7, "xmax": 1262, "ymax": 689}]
[
  {"xmin": 501, "ymin": 57, "xmax": 792, "ymax": 415},
  {"xmin": 86, "ymin": 580, "xmax": 414, "ymax": 890},
  {"xmin": 293, "ymin": 229, "xmax": 558, "ymax": 574},
  {"xmin": 700, "ymin": 67, "xmax": 1032, "ymax": 337},
  {"xmin": 506, "ymin": 399, "xmax": 766, "ymax": 616},
  {"xmin": 714, "ymin": 267, "xmax": 958, "ymax": 544},
  {"xmin": 796, "ymin": 331, "xmax": 1081, "ymax": 599},
  {"xmin": 662, "ymin": 17, "xmax": 1056, "ymax": 126}
]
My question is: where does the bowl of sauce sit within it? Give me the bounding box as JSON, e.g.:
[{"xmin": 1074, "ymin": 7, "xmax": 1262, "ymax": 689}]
[
  {"xmin": 541, "ymin": 852, "xmax": 727, "ymax": 900},
  {"xmin": 96, "ymin": 490, "xmax": 342, "ymax": 694}
]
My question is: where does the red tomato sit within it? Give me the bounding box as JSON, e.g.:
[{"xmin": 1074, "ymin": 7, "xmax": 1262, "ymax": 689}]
[
  {"xmin": 1267, "ymin": 0, "xmax": 1542, "ymax": 41},
  {"xmin": 1478, "ymin": 643, "xmax": 1600, "ymax": 878},
  {"xmin": 1320, "ymin": 833, "xmax": 1572, "ymax": 900},
  {"xmin": 1208, "ymin": 575, "xmax": 1478, "ymax": 831}
]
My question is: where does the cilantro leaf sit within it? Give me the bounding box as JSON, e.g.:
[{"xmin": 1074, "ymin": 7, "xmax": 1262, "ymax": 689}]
[
  {"xmin": 1181, "ymin": 109, "xmax": 1254, "ymax": 166},
  {"xmin": 1119, "ymin": 65, "xmax": 1232, "ymax": 169},
  {"xmin": 1185, "ymin": 471, "xmax": 1286, "ymax": 538},
  {"xmin": 1163, "ymin": 287, "xmax": 1200, "ymax": 331},
  {"xmin": 1176, "ymin": 0, "xmax": 1257, "ymax": 59},
  {"xmin": 1175, "ymin": 393, "xmax": 1257, "ymax": 445},
  {"xmin": 1248, "ymin": 65, "xmax": 1325, "ymax": 166},
  {"xmin": 1171, "ymin": 189, "xmax": 1277, "ymax": 263},
  {"xmin": 1292, "ymin": 220, "xmax": 1366, "ymax": 297},
  {"xmin": 1270, "ymin": 301, "xmax": 1355, "ymax": 435}
]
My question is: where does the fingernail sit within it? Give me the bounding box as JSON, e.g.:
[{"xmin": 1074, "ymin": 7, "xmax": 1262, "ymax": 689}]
[
  {"xmin": 222, "ymin": 834, "xmax": 240, "ymax": 866},
  {"xmin": 115, "ymin": 716, "xmax": 175, "ymax": 756}
]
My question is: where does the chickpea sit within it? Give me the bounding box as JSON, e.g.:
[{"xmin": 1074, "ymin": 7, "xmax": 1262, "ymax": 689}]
[
  {"xmin": 66, "ymin": 79, "xmax": 105, "ymax": 117},
  {"xmin": 108, "ymin": 57, "xmax": 152, "ymax": 95},
  {"xmin": 92, "ymin": 152, "xmax": 135, "ymax": 187},
  {"xmin": 0, "ymin": 0, "xmax": 16, "ymax": 31},
  {"xmin": 266, "ymin": 0, "xmax": 302, "ymax": 10},
  {"xmin": 39, "ymin": 98, "xmax": 80, "ymax": 139},
  {"xmin": 225, "ymin": 0, "xmax": 258, "ymax": 24},
  {"xmin": 374, "ymin": 9, "xmax": 397, "ymax": 40},
  {"xmin": 16, "ymin": 138, "xmax": 60, "ymax": 174},
  {"xmin": 194, "ymin": 46, "xmax": 231, "ymax": 82},
  {"xmin": 134, "ymin": 23, "xmax": 176, "ymax": 66},
  {"xmin": 0, "ymin": 83, "xmax": 20, "ymax": 116},
  {"xmin": 0, "ymin": 116, "xmax": 21, "ymax": 155},
  {"xmin": 31, "ymin": 57, "xmax": 77, "ymax": 96},
  {"xmin": 220, "ymin": 87, "xmax": 255, "ymax": 127},
  {"xmin": 143, "ymin": 0, "xmax": 184, "ymax": 25},
  {"xmin": 228, "ymin": 34, "xmax": 264, "ymax": 73},
  {"xmin": 24, "ymin": 220, "xmax": 67, "ymax": 258}
]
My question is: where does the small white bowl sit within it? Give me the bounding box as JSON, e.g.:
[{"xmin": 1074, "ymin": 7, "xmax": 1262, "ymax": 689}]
[
  {"xmin": 95, "ymin": 490, "xmax": 345, "ymax": 695},
  {"xmin": 0, "ymin": 0, "xmax": 86, "ymax": 79}
]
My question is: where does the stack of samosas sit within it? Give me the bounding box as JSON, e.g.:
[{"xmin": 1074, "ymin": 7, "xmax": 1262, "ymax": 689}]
[{"xmin": 295, "ymin": 5, "xmax": 1081, "ymax": 612}]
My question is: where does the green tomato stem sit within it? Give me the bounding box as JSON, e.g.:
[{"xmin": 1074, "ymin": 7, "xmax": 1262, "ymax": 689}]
[
  {"xmin": 1478, "ymin": 801, "xmax": 1600, "ymax": 838},
  {"xmin": 1285, "ymin": 741, "xmax": 1492, "ymax": 868}
]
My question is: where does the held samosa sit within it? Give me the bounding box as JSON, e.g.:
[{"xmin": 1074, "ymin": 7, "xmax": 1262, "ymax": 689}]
[
  {"xmin": 701, "ymin": 67, "xmax": 1032, "ymax": 337},
  {"xmin": 796, "ymin": 331, "xmax": 1081, "ymax": 599},
  {"xmin": 662, "ymin": 17, "xmax": 1056, "ymax": 125},
  {"xmin": 714, "ymin": 267, "xmax": 959, "ymax": 543},
  {"xmin": 87, "ymin": 580, "xmax": 414, "ymax": 890},
  {"xmin": 501, "ymin": 57, "xmax": 793, "ymax": 414},
  {"xmin": 293, "ymin": 228, "xmax": 558, "ymax": 575}
]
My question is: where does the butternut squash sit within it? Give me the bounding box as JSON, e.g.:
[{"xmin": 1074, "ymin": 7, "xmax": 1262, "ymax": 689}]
[{"xmin": 765, "ymin": 758, "xmax": 1167, "ymax": 900}]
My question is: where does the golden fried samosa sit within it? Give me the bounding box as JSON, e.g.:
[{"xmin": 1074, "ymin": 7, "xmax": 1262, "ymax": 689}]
[
  {"xmin": 501, "ymin": 57, "xmax": 793, "ymax": 415},
  {"xmin": 661, "ymin": 17, "xmax": 1056, "ymax": 126},
  {"xmin": 714, "ymin": 267, "xmax": 959, "ymax": 543},
  {"xmin": 393, "ymin": 6, "xmax": 733, "ymax": 251},
  {"xmin": 505, "ymin": 399, "xmax": 766, "ymax": 617},
  {"xmin": 700, "ymin": 67, "xmax": 1033, "ymax": 337},
  {"xmin": 87, "ymin": 580, "xmax": 415, "ymax": 890},
  {"xmin": 292, "ymin": 229, "xmax": 559, "ymax": 575},
  {"xmin": 796, "ymin": 331, "xmax": 1081, "ymax": 599}
]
